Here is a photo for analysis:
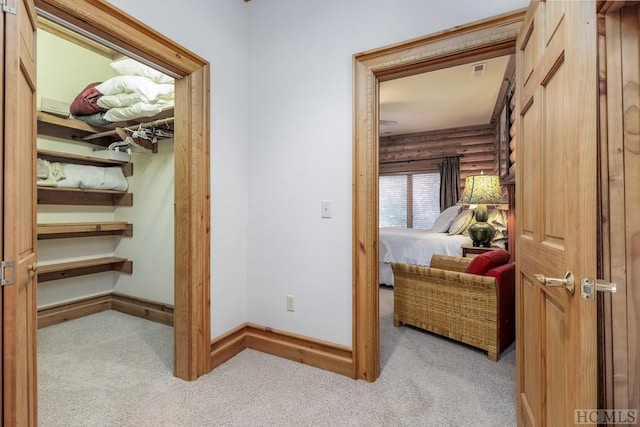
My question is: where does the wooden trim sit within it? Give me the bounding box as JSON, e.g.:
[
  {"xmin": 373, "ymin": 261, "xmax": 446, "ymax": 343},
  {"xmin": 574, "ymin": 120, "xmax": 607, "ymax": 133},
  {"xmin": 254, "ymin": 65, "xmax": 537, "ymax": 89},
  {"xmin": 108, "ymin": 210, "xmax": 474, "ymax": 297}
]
[
  {"xmin": 37, "ymin": 292, "xmax": 174, "ymax": 329},
  {"xmin": 172, "ymin": 64, "xmax": 212, "ymax": 380},
  {"xmin": 210, "ymin": 323, "xmax": 354, "ymax": 378},
  {"xmin": 352, "ymin": 9, "xmax": 525, "ymax": 382},
  {"xmin": 35, "ymin": 0, "xmax": 211, "ymax": 382},
  {"xmin": 599, "ymin": 3, "xmax": 640, "ymax": 412},
  {"xmin": 209, "ymin": 323, "xmax": 249, "ymax": 370},
  {"xmin": 37, "ymin": 294, "xmax": 112, "ymax": 328},
  {"xmin": 35, "ymin": 0, "xmax": 206, "ymax": 76},
  {"xmin": 111, "ymin": 293, "xmax": 173, "ymax": 326}
]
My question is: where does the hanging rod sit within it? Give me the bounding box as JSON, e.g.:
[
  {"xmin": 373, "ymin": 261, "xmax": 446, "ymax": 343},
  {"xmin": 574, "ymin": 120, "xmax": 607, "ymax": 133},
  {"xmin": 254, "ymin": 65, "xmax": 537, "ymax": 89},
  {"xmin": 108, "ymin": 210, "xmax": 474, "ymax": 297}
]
[{"xmin": 82, "ymin": 117, "xmax": 174, "ymax": 142}]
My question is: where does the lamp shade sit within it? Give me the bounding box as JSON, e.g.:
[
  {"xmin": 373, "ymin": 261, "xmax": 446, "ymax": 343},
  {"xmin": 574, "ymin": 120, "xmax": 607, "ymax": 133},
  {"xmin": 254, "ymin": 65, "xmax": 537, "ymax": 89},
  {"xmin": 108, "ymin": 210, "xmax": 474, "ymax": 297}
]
[{"xmin": 458, "ymin": 174, "xmax": 507, "ymax": 205}]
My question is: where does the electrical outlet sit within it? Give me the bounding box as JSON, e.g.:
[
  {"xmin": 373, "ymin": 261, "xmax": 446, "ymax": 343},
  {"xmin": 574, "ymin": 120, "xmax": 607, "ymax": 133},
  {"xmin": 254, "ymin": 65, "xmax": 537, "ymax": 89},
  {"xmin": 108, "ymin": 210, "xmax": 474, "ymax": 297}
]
[{"xmin": 286, "ymin": 295, "xmax": 295, "ymax": 312}]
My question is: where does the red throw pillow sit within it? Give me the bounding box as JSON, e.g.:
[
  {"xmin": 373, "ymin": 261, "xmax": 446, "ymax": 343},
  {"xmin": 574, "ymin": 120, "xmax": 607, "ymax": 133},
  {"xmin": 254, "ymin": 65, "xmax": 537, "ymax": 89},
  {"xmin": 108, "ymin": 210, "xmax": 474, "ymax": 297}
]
[{"xmin": 465, "ymin": 249, "xmax": 511, "ymax": 275}]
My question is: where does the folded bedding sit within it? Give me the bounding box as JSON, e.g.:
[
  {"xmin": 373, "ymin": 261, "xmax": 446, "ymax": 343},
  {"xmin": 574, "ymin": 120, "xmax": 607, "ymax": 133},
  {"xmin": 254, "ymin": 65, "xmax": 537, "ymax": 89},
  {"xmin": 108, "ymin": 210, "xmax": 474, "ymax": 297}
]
[
  {"xmin": 69, "ymin": 58, "xmax": 174, "ymax": 124},
  {"xmin": 37, "ymin": 159, "xmax": 128, "ymax": 191}
]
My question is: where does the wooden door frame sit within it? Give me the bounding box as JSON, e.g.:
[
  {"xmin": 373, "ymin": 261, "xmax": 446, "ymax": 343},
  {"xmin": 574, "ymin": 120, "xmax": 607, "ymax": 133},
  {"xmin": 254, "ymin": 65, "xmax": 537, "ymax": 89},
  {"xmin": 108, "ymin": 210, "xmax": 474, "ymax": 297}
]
[
  {"xmin": 352, "ymin": 9, "xmax": 525, "ymax": 381},
  {"xmin": 34, "ymin": 0, "xmax": 211, "ymax": 381},
  {"xmin": 598, "ymin": 1, "xmax": 640, "ymax": 412}
]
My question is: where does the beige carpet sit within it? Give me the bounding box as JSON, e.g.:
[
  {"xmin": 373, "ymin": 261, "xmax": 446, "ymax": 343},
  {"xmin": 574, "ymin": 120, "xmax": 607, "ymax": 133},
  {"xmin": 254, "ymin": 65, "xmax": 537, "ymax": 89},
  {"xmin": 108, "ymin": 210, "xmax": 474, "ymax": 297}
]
[{"xmin": 38, "ymin": 287, "xmax": 516, "ymax": 426}]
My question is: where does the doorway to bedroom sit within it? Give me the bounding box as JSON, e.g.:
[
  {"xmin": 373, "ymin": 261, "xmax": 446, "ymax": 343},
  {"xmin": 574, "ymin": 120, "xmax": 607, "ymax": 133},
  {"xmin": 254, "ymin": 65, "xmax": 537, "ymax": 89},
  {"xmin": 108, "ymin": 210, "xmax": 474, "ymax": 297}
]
[
  {"xmin": 351, "ymin": 9, "xmax": 525, "ymax": 382},
  {"xmin": 376, "ymin": 52, "xmax": 516, "ymax": 371}
]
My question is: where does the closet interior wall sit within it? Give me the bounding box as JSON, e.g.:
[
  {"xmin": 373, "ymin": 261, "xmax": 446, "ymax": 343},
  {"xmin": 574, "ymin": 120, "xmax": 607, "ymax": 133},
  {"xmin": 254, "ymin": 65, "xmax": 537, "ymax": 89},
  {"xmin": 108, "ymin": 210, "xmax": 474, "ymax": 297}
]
[{"xmin": 36, "ymin": 27, "xmax": 175, "ymax": 315}]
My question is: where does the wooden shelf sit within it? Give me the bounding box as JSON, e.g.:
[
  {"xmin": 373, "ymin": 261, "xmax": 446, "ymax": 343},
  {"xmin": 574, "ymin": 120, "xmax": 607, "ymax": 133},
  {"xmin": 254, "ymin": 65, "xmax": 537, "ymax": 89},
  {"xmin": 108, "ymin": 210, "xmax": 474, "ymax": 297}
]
[
  {"xmin": 37, "ymin": 256, "xmax": 133, "ymax": 283},
  {"xmin": 37, "ymin": 187, "xmax": 133, "ymax": 206},
  {"xmin": 37, "ymin": 109, "xmax": 174, "ymax": 152},
  {"xmin": 37, "ymin": 149, "xmax": 133, "ymax": 176},
  {"xmin": 37, "ymin": 111, "xmax": 111, "ymax": 146},
  {"xmin": 38, "ymin": 222, "xmax": 133, "ymax": 240}
]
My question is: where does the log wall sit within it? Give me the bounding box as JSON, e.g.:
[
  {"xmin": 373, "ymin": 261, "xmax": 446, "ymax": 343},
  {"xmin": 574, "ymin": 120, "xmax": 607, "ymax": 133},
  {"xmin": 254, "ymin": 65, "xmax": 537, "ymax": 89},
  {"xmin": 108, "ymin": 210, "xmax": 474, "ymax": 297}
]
[{"xmin": 379, "ymin": 124, "xmax": 498, "ymax": 190}]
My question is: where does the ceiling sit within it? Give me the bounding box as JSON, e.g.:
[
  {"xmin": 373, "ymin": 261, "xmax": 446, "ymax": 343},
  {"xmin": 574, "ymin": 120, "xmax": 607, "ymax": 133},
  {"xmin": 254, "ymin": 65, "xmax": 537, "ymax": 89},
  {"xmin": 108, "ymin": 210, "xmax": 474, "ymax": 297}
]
[{"xmin": 379, "ymin": 55, "xmax": 511, "ymax": 136}]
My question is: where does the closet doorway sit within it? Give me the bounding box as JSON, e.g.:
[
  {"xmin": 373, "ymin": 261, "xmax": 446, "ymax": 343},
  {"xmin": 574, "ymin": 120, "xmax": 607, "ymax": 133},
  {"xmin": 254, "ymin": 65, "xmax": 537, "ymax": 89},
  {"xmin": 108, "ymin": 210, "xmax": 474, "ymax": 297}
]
[
  {"xmin": 33, "ymin": 0, "xmax": 211, "ymax": 379},
  {"xmin": 3, "ymin": 1, "xmax": 210, "ymax": 421}
]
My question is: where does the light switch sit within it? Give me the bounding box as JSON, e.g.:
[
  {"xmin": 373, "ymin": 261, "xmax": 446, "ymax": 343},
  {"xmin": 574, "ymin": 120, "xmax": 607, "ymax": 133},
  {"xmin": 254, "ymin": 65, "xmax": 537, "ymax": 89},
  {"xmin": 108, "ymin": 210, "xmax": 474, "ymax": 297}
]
[{"xmin": 321, "ymin": 200, "xmax": 332, "ymax": 218}]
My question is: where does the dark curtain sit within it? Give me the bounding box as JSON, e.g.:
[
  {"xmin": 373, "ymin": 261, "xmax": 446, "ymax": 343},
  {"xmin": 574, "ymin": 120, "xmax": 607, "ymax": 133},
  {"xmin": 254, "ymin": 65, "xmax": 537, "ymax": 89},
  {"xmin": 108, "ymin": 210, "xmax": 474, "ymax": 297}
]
[{"xmin": 439, "ymin": 157, "xmax": 460, "ymax": 211}]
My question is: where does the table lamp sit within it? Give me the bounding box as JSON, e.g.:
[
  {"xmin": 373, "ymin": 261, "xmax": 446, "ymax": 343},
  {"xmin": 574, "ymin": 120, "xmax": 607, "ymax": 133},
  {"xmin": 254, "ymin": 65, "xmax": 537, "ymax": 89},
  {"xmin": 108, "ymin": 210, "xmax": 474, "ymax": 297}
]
[{"xmin": 458, "ymin": 173, "xmax": 507, "ymax": 247}]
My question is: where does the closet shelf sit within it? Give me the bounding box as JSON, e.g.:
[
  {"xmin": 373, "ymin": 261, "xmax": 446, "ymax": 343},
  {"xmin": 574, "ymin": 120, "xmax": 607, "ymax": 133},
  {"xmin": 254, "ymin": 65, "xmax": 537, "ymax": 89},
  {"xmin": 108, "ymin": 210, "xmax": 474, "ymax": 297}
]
[
  {"xmin": 37, "ymin": 256, "xmax": 133, "ymax": 283},
  {"xmin": 37, "ymin": 149, "xmax": 133, "ymax": 176},
  {"xmin": 37, "ymin": 109, "xmax": 174, "ymax": 152},
  {"xmin": 38, "ymin": 222, "xmax": 133, "ymax": 240},
  {"xmin": 37, "ymin": 187, "xmax": 132, "ymax": 206},
  {"xmin": 37, "ymin": 112, "xmax": 111, "ymax": 146}
]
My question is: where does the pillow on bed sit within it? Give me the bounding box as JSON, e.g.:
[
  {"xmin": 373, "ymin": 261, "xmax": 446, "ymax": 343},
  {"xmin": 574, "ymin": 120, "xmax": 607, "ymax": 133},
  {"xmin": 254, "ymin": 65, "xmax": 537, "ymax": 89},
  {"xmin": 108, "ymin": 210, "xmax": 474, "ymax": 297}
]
[
  {"xmin": 465, "ymin": 249, "xmax": 511, "ymax": 275},
  {"xmin": 430, "ymin": 205, "xmax": 462, "ymax": 233},
  {"xmin": 448, "ymin": 209, "xmax": 475, "ymax": 235}
]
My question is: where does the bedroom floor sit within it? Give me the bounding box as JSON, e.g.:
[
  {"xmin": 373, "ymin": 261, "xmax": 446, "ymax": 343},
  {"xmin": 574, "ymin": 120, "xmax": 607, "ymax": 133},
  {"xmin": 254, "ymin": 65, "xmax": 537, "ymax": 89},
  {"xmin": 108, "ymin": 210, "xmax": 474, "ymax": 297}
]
[{"xmin": 38, "ymin": 287, "xmax": 516, "ymax": 426}]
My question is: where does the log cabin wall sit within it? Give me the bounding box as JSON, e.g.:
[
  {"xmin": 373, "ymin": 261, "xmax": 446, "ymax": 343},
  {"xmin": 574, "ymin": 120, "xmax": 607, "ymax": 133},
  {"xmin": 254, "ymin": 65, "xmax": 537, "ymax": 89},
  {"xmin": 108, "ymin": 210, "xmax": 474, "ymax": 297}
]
[{"xmin": 379, "ymin": 124, "xmax": 497, "ymax": 190}]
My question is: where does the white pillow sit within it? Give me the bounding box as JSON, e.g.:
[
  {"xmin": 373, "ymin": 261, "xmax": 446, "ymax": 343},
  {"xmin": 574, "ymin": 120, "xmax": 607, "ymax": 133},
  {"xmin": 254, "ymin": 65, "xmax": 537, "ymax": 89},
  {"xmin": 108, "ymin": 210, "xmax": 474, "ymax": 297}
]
[
  {"xmin": 110, "ymin": 58, "xmax": 174, "ymax": 84},
  {"xmin": 97, "ymin": 92, "xmax": 144, "ymax": 109},
  {"xmin": 431, "ymin": 205, "xmax": 462, "ymax": 233},
  {"xmin": 96, "ymin": 76, "xmax": 161, "ymax": 102},
  {"xmin": 103, "ymin": 99, "xmax": 173, "ymax": 122},
  {"xmin": 448, "ymin": 209, "xmax": 475, "ymax": 235}
]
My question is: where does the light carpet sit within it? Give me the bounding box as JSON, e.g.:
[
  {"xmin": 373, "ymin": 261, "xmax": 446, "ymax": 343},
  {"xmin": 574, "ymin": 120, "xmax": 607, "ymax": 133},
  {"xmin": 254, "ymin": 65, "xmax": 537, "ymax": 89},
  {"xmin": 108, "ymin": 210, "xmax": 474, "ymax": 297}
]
[{"xmin": 38, "ymin": 286, "xmax": 516, "ymax": 426}]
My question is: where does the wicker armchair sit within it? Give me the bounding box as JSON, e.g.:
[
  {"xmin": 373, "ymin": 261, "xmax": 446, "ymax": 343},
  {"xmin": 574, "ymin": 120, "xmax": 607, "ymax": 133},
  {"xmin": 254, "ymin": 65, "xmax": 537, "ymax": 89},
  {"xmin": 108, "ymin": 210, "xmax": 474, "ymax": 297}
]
[{"xmin": 391, "ymin": 253, "xmax": 515, "ymax": 361}]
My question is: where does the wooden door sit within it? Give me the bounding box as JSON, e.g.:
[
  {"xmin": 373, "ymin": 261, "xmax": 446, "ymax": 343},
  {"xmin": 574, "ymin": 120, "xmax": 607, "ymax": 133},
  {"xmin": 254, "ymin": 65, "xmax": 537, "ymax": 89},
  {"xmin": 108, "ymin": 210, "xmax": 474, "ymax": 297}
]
[
  {"xmin": 2, "ymin": 0, "xmax": 38, "ymax": 425},
  {"xmin": 515, "ymin": 1, "xmax": 598, "ymax": 426}
]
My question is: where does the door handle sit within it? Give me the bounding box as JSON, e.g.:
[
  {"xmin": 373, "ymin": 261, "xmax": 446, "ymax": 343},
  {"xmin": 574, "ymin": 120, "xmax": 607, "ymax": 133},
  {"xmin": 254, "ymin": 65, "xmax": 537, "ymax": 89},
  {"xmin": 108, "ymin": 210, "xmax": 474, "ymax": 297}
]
[
  {"xmin": 534, "ymin": 271, "xmax": 575, "ymax": 296},
  {"xmin": 581, "ymin": 277, "xmax": 616, "ymax": 301}
]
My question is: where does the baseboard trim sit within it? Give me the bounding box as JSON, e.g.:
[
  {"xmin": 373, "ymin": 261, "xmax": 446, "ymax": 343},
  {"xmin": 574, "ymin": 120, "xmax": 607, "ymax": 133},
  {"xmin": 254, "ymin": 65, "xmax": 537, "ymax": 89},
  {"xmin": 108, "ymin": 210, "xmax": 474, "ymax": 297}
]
[
  {"xmin": 210, "ymin": 323, "xmax": 354, "ymax": 378},
  {"xmin": 37, "ymin": 294, "xmax": 112, "ymax": 329},
  {"xmin": 210, "ymin": 323, "xmax": 249, "ymax": 370},
  {"xmin": 111, "ymin": 293, "xmax": 174, "ymax": 326},
  {"xmin": 37, "ymin": 293, "xmax": 174, "ymax": 328}
]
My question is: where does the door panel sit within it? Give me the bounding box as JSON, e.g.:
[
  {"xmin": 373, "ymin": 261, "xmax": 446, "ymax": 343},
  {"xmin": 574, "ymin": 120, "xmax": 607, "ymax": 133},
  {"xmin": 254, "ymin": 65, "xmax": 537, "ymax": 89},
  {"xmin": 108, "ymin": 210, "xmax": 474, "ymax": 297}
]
[
  {"xmin": 516, "ymin": 1, "xmax": 598, "ymax": 426},
  {"xmin": 3, "ymin": 0, "xmax": 38, "ymax": 425}
]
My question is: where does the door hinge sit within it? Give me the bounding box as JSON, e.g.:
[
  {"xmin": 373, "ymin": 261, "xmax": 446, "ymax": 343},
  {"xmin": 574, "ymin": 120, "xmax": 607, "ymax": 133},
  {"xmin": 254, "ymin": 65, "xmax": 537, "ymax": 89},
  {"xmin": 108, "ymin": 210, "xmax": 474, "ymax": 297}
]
[
  {"xmin": 0, "ymin": 0, "xmax": 17, "ymax": 15},
  {"xmin": 1, "ymin": 261, "xmax": 15, "ymax": 286}
]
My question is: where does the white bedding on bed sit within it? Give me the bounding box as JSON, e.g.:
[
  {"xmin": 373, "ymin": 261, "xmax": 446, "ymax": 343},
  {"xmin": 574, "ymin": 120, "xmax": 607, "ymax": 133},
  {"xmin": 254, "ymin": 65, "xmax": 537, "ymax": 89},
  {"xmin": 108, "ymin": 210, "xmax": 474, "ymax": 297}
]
[{"xmin": 379, "ymin": 227, "xmax": 471, "ymax": 286}]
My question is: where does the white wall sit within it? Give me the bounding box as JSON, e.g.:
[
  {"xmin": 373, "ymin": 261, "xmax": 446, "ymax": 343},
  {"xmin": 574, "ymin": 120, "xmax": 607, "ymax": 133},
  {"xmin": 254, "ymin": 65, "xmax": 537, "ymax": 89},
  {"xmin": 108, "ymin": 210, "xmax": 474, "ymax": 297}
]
[
  {"xmin": 105, "ymin": 0, "xmax": 250, "ymax": 335},
  {"xmin": 113, "ymin": 143, "xmax": 175, "ymax": 304},
  {"xmin": 244, "ymin": 0, "xmax": 529, "ymax": 346},
  {"xmin": 105, "ymin": 0, "xmax": 529, "ymax": 346}
]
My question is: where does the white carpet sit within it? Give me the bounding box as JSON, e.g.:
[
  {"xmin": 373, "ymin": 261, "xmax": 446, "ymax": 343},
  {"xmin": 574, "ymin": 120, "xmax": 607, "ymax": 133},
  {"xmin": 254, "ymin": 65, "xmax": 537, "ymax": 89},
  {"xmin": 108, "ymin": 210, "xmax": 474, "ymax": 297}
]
[{"xmin": 38, "ymin": 287, "xmax": 515, "ymax": 426}]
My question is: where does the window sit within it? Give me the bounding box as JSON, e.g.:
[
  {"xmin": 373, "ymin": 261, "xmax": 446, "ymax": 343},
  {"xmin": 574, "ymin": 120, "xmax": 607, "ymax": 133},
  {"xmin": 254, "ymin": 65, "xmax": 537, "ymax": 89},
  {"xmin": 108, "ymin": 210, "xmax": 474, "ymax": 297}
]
[{"xmin": 379, "ymin": 173, "xmax": 441, "ymax": 229}]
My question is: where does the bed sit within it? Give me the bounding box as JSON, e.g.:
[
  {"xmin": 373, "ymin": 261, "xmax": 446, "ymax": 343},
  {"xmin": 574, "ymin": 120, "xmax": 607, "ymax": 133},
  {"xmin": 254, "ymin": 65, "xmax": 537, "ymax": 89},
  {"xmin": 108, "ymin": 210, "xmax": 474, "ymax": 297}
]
[{"xmin": 379, "ymin": 205, "xmax": 507, "ymax": 286}]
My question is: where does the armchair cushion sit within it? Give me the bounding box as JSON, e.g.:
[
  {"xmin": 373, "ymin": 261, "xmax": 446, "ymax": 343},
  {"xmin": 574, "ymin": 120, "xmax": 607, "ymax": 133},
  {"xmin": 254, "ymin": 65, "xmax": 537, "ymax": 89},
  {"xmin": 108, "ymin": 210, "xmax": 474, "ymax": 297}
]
[{"xmin": 465, "ymin": 249, "xmax": 511, "ymax": 275}]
